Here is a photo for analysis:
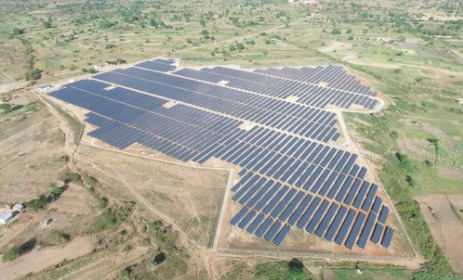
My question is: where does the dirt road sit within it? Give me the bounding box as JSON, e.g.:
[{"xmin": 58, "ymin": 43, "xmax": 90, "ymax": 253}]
[{"xmin": 0, "ymin": 236, "xmax": 95, "ymax": 280}]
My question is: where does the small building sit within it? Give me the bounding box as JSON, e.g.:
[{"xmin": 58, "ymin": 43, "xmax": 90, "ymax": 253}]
[
  {"xmin": 12, "ymin": 204, "xmax": 24, "ymax": 212},
  {"xmin": 38, "ymin": 84, "xmax": 52, "ymax": 93},
  {"xmin": 0, "ymin": 212, "xmax": 13, "ymax": 224}
]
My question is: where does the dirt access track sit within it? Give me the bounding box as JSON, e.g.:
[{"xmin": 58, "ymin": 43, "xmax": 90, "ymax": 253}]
[
  {"xmin": 416, "ymin": 194, "xmax": 463, "ymax": 274},
  {"xmin": 0, "ymin": 236, "xmax": 96, "ymax": 280}
]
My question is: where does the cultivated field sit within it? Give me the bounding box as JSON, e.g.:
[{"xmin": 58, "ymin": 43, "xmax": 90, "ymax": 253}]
[{"xmin": 416, "ymin": 195, "xmax": 463, "ymax": 274}]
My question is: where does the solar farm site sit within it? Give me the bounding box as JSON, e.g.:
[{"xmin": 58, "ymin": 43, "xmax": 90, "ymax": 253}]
[{"xmin": 48, "ymin": 58, "xmax": 412, "ymax": 257}]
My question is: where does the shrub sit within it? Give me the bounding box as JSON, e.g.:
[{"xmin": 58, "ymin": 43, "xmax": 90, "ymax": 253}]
[
  {"xmin": 2, "ymin": 247, "xmax": 21, "ymax": 262},
  {"xmin": 0, "ymin": 103, "xmax": 11, "ymax": 113},
  {"xmin": 254, "ymin": 260, "xmax": 311, "ymax": 280},
  {"xmin": 331, "ymin": 28, "xmax": 342, "ymax": 35},
  {"xmin": 97, "ymin": 196, "xmax": 108, "ymax": 209},
  {"xmin": 396, "ymin": 152, "xmax": 414, "ymax": 170},
  {"xmin": 105, "ymin": 43, "xmax": 116, "ymax": 49},
  {"xmin": 25, "ymin": 194, "xmax": 48, "ymax": 211},
  {"xmin": 49, "ymin": 183, "xmax": 63, "ymax": 196},
  {"xmin": 60, "ymin": 171, "xmax": 82, "ymax": 184}
]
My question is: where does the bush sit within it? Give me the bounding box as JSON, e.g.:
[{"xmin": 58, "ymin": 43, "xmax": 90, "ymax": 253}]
[
  {"xmin": 245, "ymin": 39, "xmax": 255, "ymax": 45},
  {"xmin": 97, "ymin": 196, "xmax": 108, "ymax": 209},
  {"xmin": 331, "ymin": 28, "xmax": 341, "ymax": 35},
  {"xmin": 254, "ymin": 260, "xmax": 311, "ymax": 280},
  {"xmin": 25, "ymin": 194, "xmax": 48, "ymax": 211},
  {"xmin": 116, "ymin": 58, "xmax": 126, "ymax": 64},
  {"xmin": 2, "ymin": 247, "xmax": 21, "ymax": 262},
  {"xmin": 94, "ymin": 202, "xmax": 135, "ymax": 231},
  {"xmin": 120, "ymin": 270, "xmax": 130, "ymax": 279},
  {"xmin": 421, "ymin": 101, "xmax": 438, "ymax": 109},
  {"xmin": 396, "ymin": 152, "xmax": 414, "ymax": 170},
  {"xmin": 60, "ymin": 171, "xmax": 82, "ymax": 184},
  {"xmin": 40, "ymin": 229, "xmax": 71, "ymax": 246},
  {"xmin": 50, "ymin": 183, "xmax": 63, "ymax": 196},
  {"xmin": 105, "ymin": 43, "xmax": 116, "ymax": 49},
  {"xmin": 406, "ymin": 175, "xmax": 417, "ymax": 188},
  {"xmin": 0, "ymin": 103, "xmax": 11, "ymax": 113},
  {"xmin": 3, "ymin": 238, "xmax": 36, "ymax": 262}
]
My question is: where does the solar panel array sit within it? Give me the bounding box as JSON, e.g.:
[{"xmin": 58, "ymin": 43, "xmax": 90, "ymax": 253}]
[
  {"xmin": 49, "ymin": 59, "xmax": 394, "ymax": 250},
  {"xmin": 174, "ymin": 65, "xmax": 378, "ymax": 110}
]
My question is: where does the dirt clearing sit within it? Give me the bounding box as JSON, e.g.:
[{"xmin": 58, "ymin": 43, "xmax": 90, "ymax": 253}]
[
  {"xmin": 416, "ymin": 194, "xmax": 463, "ymax": 273},
  {"xmin": 438, "ymin": 167, "xmax": 463, "ymax": 182},
  {"xmin": 74, "ymin": 144, "xmax": 229, "ymax": 247},
  {"xmin": 0, "ymin": 236, "xmax": 95, "ymax": 280}
]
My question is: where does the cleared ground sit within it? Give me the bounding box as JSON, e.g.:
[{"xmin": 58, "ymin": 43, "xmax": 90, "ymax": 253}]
[
  {"xmin": 416, "ymin": 195, "xmax": 463, "ymax": 274},
  {"xmin": 0, "ymin": 236, "xmax": 95, "ymax": 280}
]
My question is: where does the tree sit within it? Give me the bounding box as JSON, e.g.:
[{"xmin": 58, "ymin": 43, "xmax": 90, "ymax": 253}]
[
  {"xmin": 11, "ymin": 27, "xmax": 25, "ymax": 37},
  {"xmin": 25, "ymin": 68, "xmax": 42, "ymax": 81},
  {"xmin": 200, "ymin": 18, "xmax": 206, "ymax": 27},
  {"xmin": 331, "ymin": 28, "xmax": 341, "ymax": 35},
  {"xmin": 0, "ymin": 103, "xmax": 11, "ymax": 113},
  {"xmin": 43, "ymin": 17, "xmax": 52, "ymax": 29},
  {"xmin": 116, "ymin": 58, "xmax": 127, "ymax": 64},
  {"xmin": 236, "ymin": 43, "xmax": 245, "ymax": 51},
  {"xmin": 2, "ymin": 247, "xmax": 21, "ymax": 262},
  {"xmin": 396, "ymin": 152, "xmax": 414, "ymax": 170}
]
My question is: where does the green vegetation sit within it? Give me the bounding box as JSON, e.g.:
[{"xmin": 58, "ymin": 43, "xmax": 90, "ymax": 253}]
[
  {"xmin": 2, "ymin": 247, "xmax": 21, "ymax": 262},
  {"xmin": 450, "ymin": 203, "xmax": 463, "ymax": 226},
  {"xmin": 39, "ymin": 229, "xmax": 71, "ymax": 246},
  {"xmin": 254, "ymin": 259, "xmax": 312, "ymax": 280},
  {"xmin": 49, "ymin": 182, "xmax": 63, "ymax": 196},
  {"xmin": 146, "ymin": 220, "xmax": 178, "ymax": 252},
  {"xmin": 94, "ymin": 201, "xmax": 135, "ymax": 231},
  {"xmin": 25, "ymin": 194, "xmax": 48, "ymax": 211},
  {"xmin": 59, "ymin": 170, "xmax": 82, "ymax": 184},
  {"xmin": 2, "ymin": 238, "xmax": 36, "ymax": 262},
  {"xmin": 0, "ymin": 103, "xmax": 11, "ymax": 113}
]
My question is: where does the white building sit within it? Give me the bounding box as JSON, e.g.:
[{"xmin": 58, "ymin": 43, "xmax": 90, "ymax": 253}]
[
  {"xmin": 12, "ymin": 204, "xmax": 24, "ymax": 212},
  {"xmin": 0, "ymin": 212, "xmax": 13, "ymax": 224}
]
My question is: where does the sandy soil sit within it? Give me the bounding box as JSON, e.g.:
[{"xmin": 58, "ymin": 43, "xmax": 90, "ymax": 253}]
[
  {"xmin": 0, "ymin": 236, "xmax": 96, "ymax": 280},
  {"xmin": 0, "ymin": 101, "xmax": 67, "ymax": 203},
  {"xmin": 0, "ymin": 81, "xmax": 27, "ymax": 94},
  {"xmin": 438, "ymin": 167, "xmax": 463, "ymax": 182},
  {"xmin": 63, "ymin": 246, "xmax": 150, "ymax": 280},
  {"xmin": 416, "ymin": 194, "xmax": 463, "ymax": 273},
  {"xmin": 74, "ymin": 144, "xmax": 228, "ymax": 247},
  {"xmin": 319, "ymin": 41, "xmax": 352, "ymax": 53}
]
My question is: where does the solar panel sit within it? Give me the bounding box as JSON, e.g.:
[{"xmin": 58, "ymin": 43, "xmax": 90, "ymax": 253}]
[
  {"xmin": 49, "ymin": 60, "xmax": 389, "ymax": 250},
  {"xmin": 381, "ymin": 226, "xmax": 394, "ymax": 248}
]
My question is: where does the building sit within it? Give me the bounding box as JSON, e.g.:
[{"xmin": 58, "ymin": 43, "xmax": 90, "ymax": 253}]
[
  {"xmin": 38, "ymin": 84, "xmax": 52, "ymax": 93},
  {"xmin": 12, "ymin": 204, "xmax": 24, "ymax": 212},
  {"xmin": 0, "ymin": 212, "xmax": 13, "ymax": 224}
]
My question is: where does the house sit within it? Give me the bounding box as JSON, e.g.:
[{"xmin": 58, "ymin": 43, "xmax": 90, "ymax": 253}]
[
  {"xmin": 0, "ymin": 212, "xmax": 13, "ymax": 224},
  {"xmin": 12, "ymin": 204, "xmax": 24, "ymax": 212}
]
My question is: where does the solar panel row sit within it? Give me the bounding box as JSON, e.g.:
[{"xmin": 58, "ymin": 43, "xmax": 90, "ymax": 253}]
[
  {"xmin": 255, "ymin": 65, "xmax": 377, "ymax": 98},
  {"xmin": 135, "ymin": 59, "xmax": 176, "ymax": 72},
  {"xmin": 174, "ymin": 66, "xmax": 377, "ymax": 110}
]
